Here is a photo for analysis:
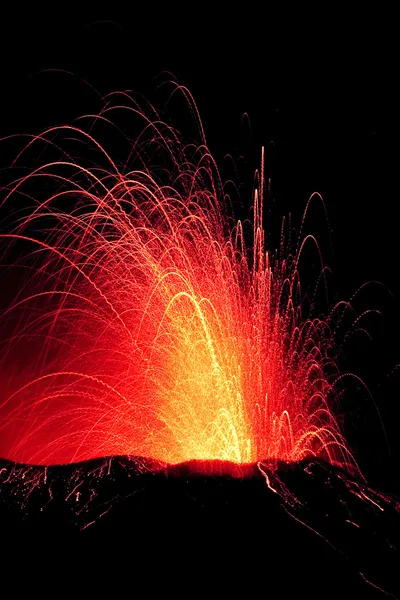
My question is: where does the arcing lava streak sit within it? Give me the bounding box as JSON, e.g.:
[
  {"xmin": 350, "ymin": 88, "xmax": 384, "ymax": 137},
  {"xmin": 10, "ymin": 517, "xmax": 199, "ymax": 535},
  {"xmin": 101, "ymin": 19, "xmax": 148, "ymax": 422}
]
[{"xmin": 0, "ymin": 86, "xmax": 361, "ymax": 475}]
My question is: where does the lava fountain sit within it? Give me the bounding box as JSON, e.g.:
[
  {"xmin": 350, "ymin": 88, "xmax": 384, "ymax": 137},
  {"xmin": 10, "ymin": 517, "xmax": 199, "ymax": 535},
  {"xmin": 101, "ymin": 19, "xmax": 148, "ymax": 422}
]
[{"xmin": 0, "ymin": 86, "xmax": 360, "ymax": 475}]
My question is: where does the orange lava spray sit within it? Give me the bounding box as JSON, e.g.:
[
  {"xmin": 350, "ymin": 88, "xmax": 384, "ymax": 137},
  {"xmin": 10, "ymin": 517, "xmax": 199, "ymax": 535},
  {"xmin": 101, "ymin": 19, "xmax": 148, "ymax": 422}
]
[{"xmin": 0, "ymin": 87, "xmax": 359, "ymax": 475}]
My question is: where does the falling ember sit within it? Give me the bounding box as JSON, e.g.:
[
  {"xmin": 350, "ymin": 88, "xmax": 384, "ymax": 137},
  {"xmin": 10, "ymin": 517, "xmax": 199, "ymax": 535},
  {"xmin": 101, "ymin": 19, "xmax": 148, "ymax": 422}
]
[{"xmin": 0, "ymin": 87, "xmax": 360, "ymax": 475}]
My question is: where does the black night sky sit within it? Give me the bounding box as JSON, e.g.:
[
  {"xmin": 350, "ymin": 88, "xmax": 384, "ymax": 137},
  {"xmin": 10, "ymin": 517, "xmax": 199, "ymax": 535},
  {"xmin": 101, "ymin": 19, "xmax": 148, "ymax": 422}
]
[{"xmin": 0, "ymin": 8, "xmax": 399, "ymax": 597}]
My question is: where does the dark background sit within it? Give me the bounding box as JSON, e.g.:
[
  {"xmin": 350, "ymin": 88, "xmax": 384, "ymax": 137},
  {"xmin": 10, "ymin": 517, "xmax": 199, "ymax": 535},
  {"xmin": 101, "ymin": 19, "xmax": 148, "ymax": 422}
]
[{"xmin": 0, "ymin": 9, "xmax": 398, "ymax": 490}]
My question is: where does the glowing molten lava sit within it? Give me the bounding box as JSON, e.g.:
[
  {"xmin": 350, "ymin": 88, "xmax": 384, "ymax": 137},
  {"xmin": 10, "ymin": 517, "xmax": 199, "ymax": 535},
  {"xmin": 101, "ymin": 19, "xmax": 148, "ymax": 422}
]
[{"xmin": 0, "ymin": 88, "xmax": 358, "ymax": 474}]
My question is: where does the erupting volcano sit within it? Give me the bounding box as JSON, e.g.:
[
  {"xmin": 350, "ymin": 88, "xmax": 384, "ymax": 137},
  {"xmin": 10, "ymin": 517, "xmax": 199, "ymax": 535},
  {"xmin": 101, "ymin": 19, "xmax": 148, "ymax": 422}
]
[
  {"xmin": 0, "ymin": 87, "xmax": 362, "ymax": 475},
  {"xmin": 1, "ymin": 83, "xmax": 400, "ymax": 598}
]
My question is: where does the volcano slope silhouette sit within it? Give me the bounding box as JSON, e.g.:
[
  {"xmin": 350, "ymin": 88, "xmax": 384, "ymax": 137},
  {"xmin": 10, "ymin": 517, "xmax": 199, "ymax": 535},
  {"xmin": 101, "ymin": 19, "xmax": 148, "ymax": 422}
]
[{"xmin": 1, "ymin": 456, "xmax": 399, "ymax": 598}]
